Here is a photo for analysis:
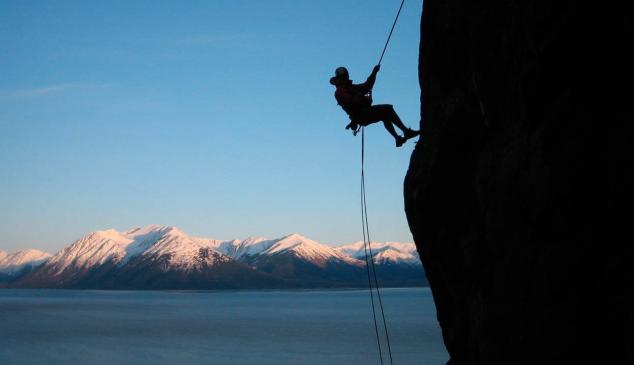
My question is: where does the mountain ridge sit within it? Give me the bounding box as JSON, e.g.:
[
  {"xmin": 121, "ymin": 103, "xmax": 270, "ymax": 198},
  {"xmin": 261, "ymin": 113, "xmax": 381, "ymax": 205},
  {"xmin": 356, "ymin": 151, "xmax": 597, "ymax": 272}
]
[{"xmin": 1, "ymin": 225, "xmax": 426, "ymax": 289}]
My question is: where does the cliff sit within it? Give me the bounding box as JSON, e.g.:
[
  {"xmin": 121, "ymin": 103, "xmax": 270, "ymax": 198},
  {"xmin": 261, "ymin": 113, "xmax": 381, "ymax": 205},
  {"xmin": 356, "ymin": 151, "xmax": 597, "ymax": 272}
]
[{"xmin": 404, "ymin": 1, "xmax": 633, "ymax": 364}]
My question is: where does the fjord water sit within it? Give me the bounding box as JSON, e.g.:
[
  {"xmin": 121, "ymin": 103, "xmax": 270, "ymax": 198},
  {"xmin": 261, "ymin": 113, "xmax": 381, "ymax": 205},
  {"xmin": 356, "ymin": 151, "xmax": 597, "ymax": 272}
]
[{"xmin": 0, "ymin": 288, "xmax": 447, "ymax": 364}]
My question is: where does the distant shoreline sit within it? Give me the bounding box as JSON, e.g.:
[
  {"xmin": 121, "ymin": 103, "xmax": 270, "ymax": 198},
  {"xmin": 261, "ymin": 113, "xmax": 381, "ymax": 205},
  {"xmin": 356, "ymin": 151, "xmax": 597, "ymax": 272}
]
[{"xmin": 0, "ymin": 284, "xmax": 429, "ymax": 292}]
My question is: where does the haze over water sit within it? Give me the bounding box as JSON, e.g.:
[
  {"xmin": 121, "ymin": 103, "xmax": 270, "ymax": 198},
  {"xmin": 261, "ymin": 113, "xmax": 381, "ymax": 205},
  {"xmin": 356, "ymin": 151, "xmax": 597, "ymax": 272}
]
[{"xmin": 0, "ymin": 287, "xmax": 447, "ymax": 365}]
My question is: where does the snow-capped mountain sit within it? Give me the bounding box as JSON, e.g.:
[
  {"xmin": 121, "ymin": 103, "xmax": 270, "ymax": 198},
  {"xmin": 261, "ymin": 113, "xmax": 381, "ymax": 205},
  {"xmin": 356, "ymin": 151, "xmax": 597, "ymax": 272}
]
[
  {"xmin": 336, "ymin": 241, "xmax": 420, "ymax": 265},
  {"xmin": 0, "ymin": 249, "xmax": 51, "ymax": 275},
  {"xmin": 258, "ymin": 234, "xmax": 363, "ymax": 265},
  {"xmin": 214, "ymin": 234, "xmax": 369, "ymax": 286},
  {"xmin": 125, "ymin": 226, "xmax": 229, "ymax": 269},
  {"xmin": 214, "ymin": 234, "xmax": 363, "ymax": 267},
  {"xmin": 4, "ymin": 225, "xmax": 425, "ymax": 289},
  {"xmin": 211, "ymin": 237, "xmax": 275, "ymax": 260},
  {"xmin": 38, "ymin": 225, "xmax": 233, "ymax": 276},
  {"xmin": 14, "ymin": 225, "xmax": 256, "ymax": 289}
]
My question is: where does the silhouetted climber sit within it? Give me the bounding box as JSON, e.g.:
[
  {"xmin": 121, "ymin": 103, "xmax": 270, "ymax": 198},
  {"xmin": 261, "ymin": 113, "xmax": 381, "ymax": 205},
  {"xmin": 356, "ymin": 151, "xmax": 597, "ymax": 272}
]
[{"xmin": 330, "ymin": 65, "xmax": 420, "ymax": 147}]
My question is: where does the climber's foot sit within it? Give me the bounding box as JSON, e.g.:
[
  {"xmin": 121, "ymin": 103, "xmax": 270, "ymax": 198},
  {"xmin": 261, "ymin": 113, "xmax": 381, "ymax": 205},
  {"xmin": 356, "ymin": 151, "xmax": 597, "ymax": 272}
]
[
  {"xmin": 395, "ymin": 136, "xmax": 407, "ymax": 147},
  {"xmin": 404, "ymin": 128, "xmax": 421, "ymax": 139}
]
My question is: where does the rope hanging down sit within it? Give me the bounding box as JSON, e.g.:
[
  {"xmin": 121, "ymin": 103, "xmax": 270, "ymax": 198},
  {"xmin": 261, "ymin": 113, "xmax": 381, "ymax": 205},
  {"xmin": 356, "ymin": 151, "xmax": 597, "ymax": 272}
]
[
  {"xmin": 359, "ymin": 1, "xmax": 405, "ymax": 364},
  {"xmin": 361, "ymin": 129, "xmax": 394, "ymax": 365}
]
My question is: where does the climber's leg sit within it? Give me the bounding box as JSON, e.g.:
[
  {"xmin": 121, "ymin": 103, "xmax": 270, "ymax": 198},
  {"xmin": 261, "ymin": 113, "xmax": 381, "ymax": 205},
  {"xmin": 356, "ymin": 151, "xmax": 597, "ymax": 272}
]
[
  {"xmin": 359, "ymin": 105, "xmax": 401, "ymax": 138},
  {"xmin": 379, "ymin": 104, "xmax": 408, "ymax": 132},
  {"xmin": 377, "ymin": 104, "xmax": 421, "ymax": 139},
  {"xmin": 359, "ymin": 104, "xmax": 407, "ymax": 147}
]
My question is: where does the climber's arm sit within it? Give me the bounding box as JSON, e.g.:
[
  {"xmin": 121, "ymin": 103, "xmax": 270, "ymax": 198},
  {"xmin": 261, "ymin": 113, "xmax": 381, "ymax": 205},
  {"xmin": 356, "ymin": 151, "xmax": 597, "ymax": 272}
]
[{"xmin": 358, "ymin": 65, "xmax": 381, "ymax": 94}]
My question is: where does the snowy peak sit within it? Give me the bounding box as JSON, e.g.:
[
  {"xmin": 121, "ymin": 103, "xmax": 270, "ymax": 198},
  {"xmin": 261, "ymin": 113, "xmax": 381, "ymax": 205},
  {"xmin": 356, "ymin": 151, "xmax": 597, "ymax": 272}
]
[
  {"xmin": 124, "ymin": 224, "xmax": 170, "ymax": 235},
  {"xmin": 2, "ymin": 226, "xmax": 425, "ymax": 289},
  {"xmin": 210, "ymin": 233, "xmax": 366, "ymax": 268},
  {"xmin": 43, "ymin": 225, "xmax": 188, "ymax": 274},
  {"xmin": 260, "ymin": 233, "xmax": 363, "ymax": 267},
  {"xmin": 265, "ymin": 233, "xmax": 316, "ymax": 254},
  {"xmin": 140, "ymin": 231, "xmax": 229, "ymax": 270},
  {"xmin": 46, "ymin": 232, "xmax": 129, "ymax": 274},
  {"xmin": 373, "ymin": 248, "xmax": 418, "ymax": 264},
  {"xmin": 28, "ymin": 225, "xmax": 231, "ymax": 276},
  {"xmin": 92, "ymin": 228, "xmax": 129, "ymax": 242},
  {"xmin": 124, "ymin": 225, "xmax": 186, "ymax": 240},
  {"xmin": 212, "ymin": 237, "xmax": 275, "ymax": 260},
  {"xmin": 0, "ymin": 249, "xmax": 51, "ymax": 274},
  {"xmin": 120, "ymin": 225, "xmax": 190, "ymax": 262},
  {"xmin": 4, "ymin": 226, "xmax": 419, "ymax": 281},
  {"xmin": 336, "ymin": 241, "xmax": 420, "ymax": 264}
]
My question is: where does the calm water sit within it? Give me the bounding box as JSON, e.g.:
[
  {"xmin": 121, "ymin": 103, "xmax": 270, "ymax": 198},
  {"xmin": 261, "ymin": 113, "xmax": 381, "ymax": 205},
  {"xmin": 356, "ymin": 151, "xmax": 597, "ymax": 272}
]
[{"xmin": 0, "ymin": 288, "xmax": 448, "ymax": 365}]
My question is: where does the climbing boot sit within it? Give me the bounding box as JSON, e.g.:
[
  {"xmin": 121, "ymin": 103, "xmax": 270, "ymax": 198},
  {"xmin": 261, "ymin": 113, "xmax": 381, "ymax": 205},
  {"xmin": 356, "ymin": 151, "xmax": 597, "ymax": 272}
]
[
  {"xmin": 395, "ymin": 136, "xmax": 407, "ymax": 147},
  {"xmin": 404, "ymin": 128, "xmax": 421, "ymax": 139}
]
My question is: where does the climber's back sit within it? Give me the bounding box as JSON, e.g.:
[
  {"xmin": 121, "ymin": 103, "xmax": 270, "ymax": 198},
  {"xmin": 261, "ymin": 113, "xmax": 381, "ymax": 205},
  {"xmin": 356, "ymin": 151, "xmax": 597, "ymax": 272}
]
[{"xmin": 330, "ymin": 66, "xmax": 378, "ymax": 119}]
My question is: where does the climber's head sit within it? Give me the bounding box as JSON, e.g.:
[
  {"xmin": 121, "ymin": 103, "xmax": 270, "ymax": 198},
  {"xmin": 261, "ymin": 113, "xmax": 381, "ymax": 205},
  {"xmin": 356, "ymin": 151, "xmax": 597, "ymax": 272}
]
[
  {"xmin": 330, "ymin": 66, "xmax": 349, "ymax": 86},
  {"xmin": 335, "ymin": 67, "xmax": 349, "ymax": 80}
]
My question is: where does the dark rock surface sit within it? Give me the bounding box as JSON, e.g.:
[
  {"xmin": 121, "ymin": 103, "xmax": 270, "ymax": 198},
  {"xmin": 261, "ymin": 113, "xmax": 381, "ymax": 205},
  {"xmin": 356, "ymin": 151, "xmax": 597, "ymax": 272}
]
[{"xmin": 404, "ymin": 1, "xmax": 633, "ymax": 364}]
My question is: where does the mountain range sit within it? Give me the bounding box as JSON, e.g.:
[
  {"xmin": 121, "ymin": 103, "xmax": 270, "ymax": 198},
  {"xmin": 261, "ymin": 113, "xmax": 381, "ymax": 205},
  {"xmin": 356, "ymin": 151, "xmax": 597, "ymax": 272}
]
[{"xmin": 0, "ymin": 225, "xmax": 426, "ymax": 289}]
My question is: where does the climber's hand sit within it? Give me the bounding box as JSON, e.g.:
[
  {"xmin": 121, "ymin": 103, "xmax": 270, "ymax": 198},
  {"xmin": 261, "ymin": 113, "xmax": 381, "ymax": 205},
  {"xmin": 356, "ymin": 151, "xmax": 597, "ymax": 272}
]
[
  {"xmin": 346, "ymin": 122, "xmax": 359, "ymax": 135},
  {"xmin": 373, "ymin": 64, "xmax": 381, "ymax": 74}
]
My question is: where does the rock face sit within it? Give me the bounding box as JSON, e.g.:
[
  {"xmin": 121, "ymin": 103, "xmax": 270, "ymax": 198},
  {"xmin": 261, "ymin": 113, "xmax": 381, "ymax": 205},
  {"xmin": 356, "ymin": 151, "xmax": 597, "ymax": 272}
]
[{"xmin": 404, "ymin": 2, "xmax": 633, "ymax": 364}]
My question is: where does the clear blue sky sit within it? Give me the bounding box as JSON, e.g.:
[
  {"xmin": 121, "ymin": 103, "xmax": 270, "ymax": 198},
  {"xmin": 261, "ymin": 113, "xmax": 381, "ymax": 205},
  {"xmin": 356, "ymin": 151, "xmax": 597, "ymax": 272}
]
[{"xmin": 0, "ymin": 0, "xmax": 423, "ymax": 253}]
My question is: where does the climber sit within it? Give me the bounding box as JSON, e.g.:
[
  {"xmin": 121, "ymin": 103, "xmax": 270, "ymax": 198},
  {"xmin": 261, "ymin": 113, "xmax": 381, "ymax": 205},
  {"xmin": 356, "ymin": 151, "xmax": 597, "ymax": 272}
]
[{"xmin": 330, "ymin": 65, "xmax": 420, "ymax": 147}]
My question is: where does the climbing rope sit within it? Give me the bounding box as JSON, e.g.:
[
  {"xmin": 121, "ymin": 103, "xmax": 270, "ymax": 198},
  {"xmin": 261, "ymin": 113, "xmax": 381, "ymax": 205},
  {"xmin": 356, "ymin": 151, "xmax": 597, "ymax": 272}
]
[
  {"xmin": 367, "ymin": 0, "xmax": 406, "ymax": 108},
  {"xmin": 361, "ymin": 128, "xmax": 384, "ymax": 365},
  {"xmin": 378, "ymin": 0, "xmax": 406, "ymax": 66},
  {"xmin": 361, "ymin": 128, "xmax": 394, "ymax": 365},
  {"xmin": 358, "ymin": 1, "xmax": 405, "ymax": 364}
]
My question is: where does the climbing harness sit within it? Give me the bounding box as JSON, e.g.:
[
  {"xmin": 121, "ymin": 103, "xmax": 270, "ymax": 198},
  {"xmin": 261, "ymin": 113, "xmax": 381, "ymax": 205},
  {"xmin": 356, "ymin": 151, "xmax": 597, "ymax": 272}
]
[{"xmin": 358, "ymin": 1, "xmax": 406, "ymax": 364}]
